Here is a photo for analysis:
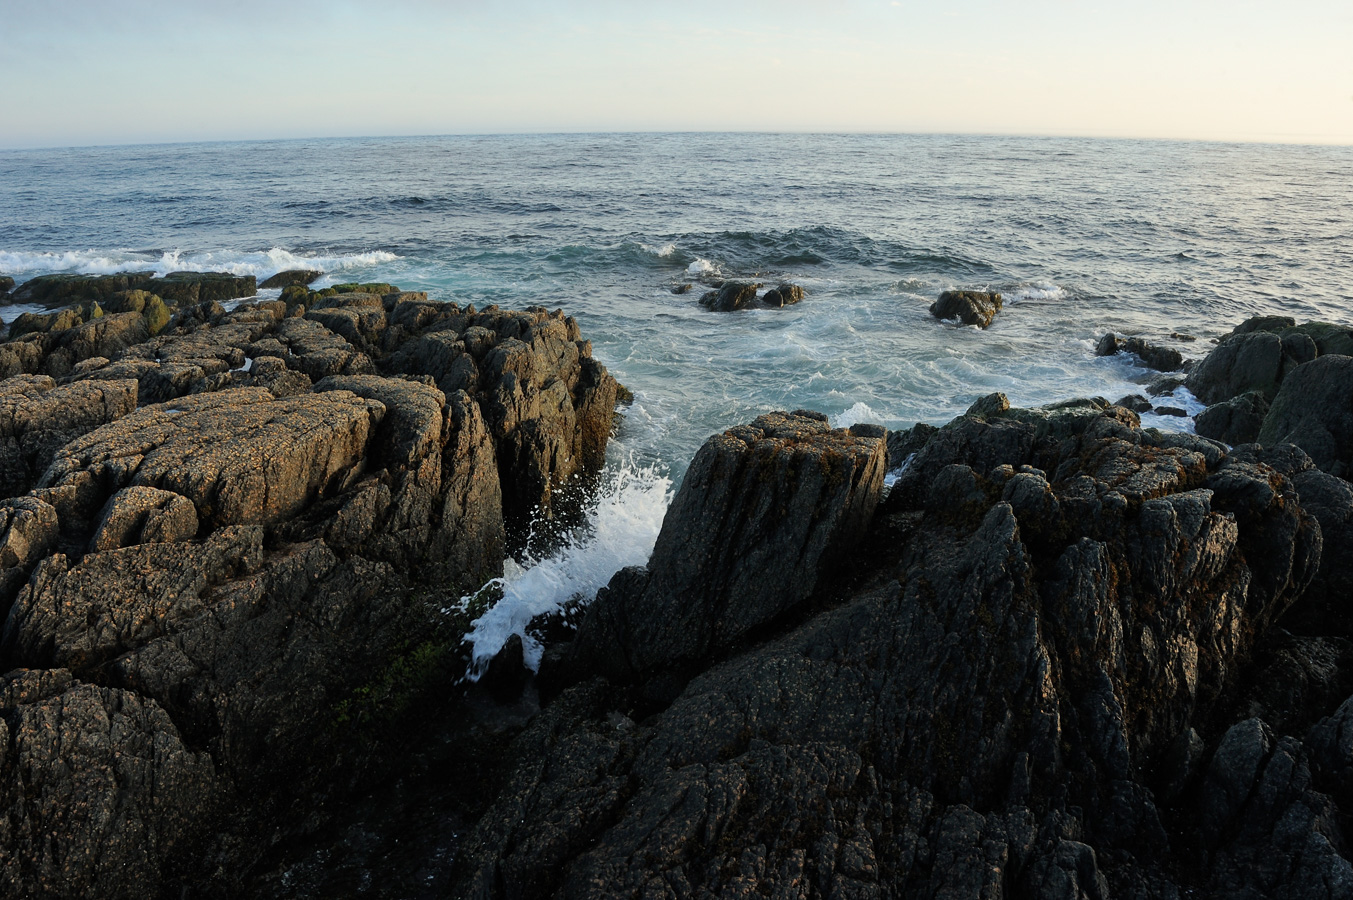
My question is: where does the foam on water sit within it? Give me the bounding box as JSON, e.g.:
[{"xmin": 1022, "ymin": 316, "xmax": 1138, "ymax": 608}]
[
  {"xmin": 831, "ymin": 401, "xmax": 884, "ymax": 430},
  {"xmin": 461, "ymin": 452, "xmax": 674, "ymax": 676},
  {"xmin": 0, "ymin": 247, "xmax": 401, "ymax": 279},
  {"xmin": 685, "ymin": 258, "xmax": 718, "ymax": 277}
]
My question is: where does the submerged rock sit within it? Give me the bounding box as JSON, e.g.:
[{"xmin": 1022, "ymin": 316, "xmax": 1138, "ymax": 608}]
[
  {"xmin": 699, "ymin": 281, "xmax": 763, "ymax": 311},
  {"xmin": 929, "ymin": 289, "xmax": 1003, "ymax": 328},
  {"xmin": 1096, "ymin": 332, "xmax": 1185, "ymax": 371}
]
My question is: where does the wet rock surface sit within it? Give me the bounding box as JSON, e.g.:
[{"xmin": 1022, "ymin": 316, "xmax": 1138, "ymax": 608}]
[{"xmin": 930, "ymin": 289, "xmax": 1003, "ymax": 328}]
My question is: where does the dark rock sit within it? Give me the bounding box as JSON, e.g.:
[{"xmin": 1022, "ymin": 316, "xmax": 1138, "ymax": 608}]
[
  {"xmin": 1153, "ymin": 405, "xmax": 1188, "ymax": 417},
  {"xmin": 0, "ymin": 275, "xmax": 14, "ymax": 299},
  {"xmin": 0, "ymin": 670, "xmax": 216, "ymax": 898},
  {"xmin": 458, "ymin": 399, "xmax": 1322, "ymax": 899},
  {"xmin": 259, "ymin": 269, "xmax": 322, "ymax": 290},
  {"xmin": 930, "ymin": 290, "xmax": 1003, "ymax": 328},
  {"xmin": 1186, "ymin": 317, "xmax": 1353, "ymax": 407},
  {"xmin": 1187, "ymin": 331, "xmax": 1290, "ymax": 403},
  {"xmin": 1145, "ymin": 373, "xmax": 1187, "ymax": 396},
  {"xmin": 3, "ymin": 526, "xmax": 265, "ymax": 671},
  {"xmin": 671, "ymin": 283, "xmax": 692, "ymax": 295},
  {"xmin": 150, "ymin": 271, "xmax": 257, "ymax": 305},
  {"xmin": 9, "ymin": 272, "xmax": 156, "ymax": 307},
  {"xmin": 568, "ymin": 410, "xmax": 886, "ymax": 687},
  {"xmin": 1259, "ymin": 355, "xmax": 1353, "ymax": 477},
  {"xmin": 761, "ymin": 283, "xmax": 805, "ymax": 308},
  {"xmin": 1115, "ymin": 394, "xmax": 1154, "ymax": 413},
  {"xmin": 1096, "ymin": 332, "xmax": 1184, "ymax": 371},
  {"xmin": 1195, "ymin": 390, "xmax": 1270, "ymax": 445},
  {"xmin": 699, "ymin": 281, "xmax": 763, "ymax": 312},
  {"xmin": 886, "ymin": 421, "xmax": 938, "ymax": 469},
  {"xmin": 482, "ymin": 633, "xmax": 530, "ymax": 703},
  {"xmin": 1233, "ymin": 315, "xmax": 1297, "ymax": 335}
]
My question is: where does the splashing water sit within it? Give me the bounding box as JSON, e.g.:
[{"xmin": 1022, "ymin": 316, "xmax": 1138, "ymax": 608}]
[{"xmin": 462, "ymin": 453, "xmax": 674, "ymax": 677}]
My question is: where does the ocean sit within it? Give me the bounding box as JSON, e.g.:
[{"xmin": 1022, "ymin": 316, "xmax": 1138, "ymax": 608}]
[{"xmin": 4, "ymin": 132, "xmax": 1351, "ymax": 666}]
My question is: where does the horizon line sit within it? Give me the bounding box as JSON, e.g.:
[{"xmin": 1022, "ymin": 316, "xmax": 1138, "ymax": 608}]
[{"xmin": 3, "ymin": 127, "xmax": 1352, "ymax": 155}]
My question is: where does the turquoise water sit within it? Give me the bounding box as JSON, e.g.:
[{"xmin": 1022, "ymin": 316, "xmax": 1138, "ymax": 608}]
[{"xmin": 4, "ymin": 133, "xmax": 1351, "ymax": 662}]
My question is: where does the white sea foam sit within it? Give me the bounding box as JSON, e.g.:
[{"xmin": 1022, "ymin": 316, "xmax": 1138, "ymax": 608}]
[
  {"xmin": 641, "ymin": 242, "xmax": 677, "ymax": 258},
  {"xmin": 460, "ymin": 453, "xmax": 674, "ymax": 676},
  {"xmin": 830, "ymin": 401, "xmax": 883, "ymax": 430},
  {"xmin": 685, "ymin": 258, "xmax": 717, "ymax": 277},
  {"xmin": 0, "ymin": 247, "xmax": 401, "ymax": 279},
  {"xmin": 1005, "ymin": 284, "xmax": 1068, "ymax": 303}
]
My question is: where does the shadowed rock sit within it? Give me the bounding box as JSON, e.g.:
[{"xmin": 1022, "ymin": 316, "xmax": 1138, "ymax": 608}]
[
  {"xmin": 699, "ymin": 281, "xmax": 763, "ymax": 311},
  {"xmin": 1258, "ymin": 354, "xmax": 1353, "ymax": 478},
  {"xmin": 459, "ymin": 401, "xmax": 1326, "ymax": 899},
  {"xmin": 1195, "ymin": 390, "xmax": 1269, "ymax": 445},
  {"xmin": 0, "ymin": 669, "xmax": 216, "ymax": 899},
  {"xmin": 9, "ymin": 272, "xmax": 156, "ymax": 307},
  {"xmin": 567, "ymin": 410, "xmax": 886, "ymax": 688}
]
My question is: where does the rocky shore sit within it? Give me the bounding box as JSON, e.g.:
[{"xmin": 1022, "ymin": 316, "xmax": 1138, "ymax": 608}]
[{"xmin": 4, "ymin": 270, "xmax": 1353, "ymax": 898}]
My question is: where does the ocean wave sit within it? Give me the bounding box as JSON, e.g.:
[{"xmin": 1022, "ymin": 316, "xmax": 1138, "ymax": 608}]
[
  {"xmin": 1004, "ymin": 284, "xmax": 1068, "ymax": 303},
  {"xmin": 0, "ymin": 247, "xmax": 401, "ymax": 279},
  {"xmin": 460, "ymin": 452, "xmax": 674, "ymax": 676},
  {"xmin": 830, "ymin": 401, "xmax": 884, "ymax": 430},
  {"xmin": 686, "ymin": 258, "xmax": 718, "ymax": 277}
]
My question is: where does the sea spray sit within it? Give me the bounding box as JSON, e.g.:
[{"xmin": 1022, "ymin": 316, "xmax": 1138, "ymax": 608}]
[{"xmin": 461, "ymin": 452, "xmax": 673, "ymax": 677}]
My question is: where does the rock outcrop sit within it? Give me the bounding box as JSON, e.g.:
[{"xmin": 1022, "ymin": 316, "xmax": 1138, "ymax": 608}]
[
  {"xmin": 1186, "ymin": 316, "xmax": 1353, "ymax": 405},
  {"xmin": 0, "ymin": 280, "xmax": 625, "ymax": 897},
  {"xmin": 565, "ymin": 410, "xmax": 886, "ymax": 691},
  {"xmin": 457, "ymin": 396, "xmax": 1343, "ymax": 899},
  {"xmin": 930, "ymin": 289, "xmax": 1003, "ymax": 328}
]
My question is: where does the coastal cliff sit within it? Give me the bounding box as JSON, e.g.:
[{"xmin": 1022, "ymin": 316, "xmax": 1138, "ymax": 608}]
[{"xmin": 4, "ymin": 274, "xmax": 1353, "ymax": 898}]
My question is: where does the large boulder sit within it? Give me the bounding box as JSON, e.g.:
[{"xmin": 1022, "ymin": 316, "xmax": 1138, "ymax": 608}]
[
  {"xmin": 1186, "ymin": 316, "xmax": 1353, "ymax": 406},
  {"xmin": 1258, "ymin": 354, "xmax": 1353, "ymax": 477},
  {"xmin": 566, "ymin": 410, "xmax": 886, "ymax": 688},
  {"xmin": 1194, "ymin": 390, "xmax": 1270, "ymax": 445},
  {"xmin": 699, "ymin": 281, "xmax": 762, "ymax": 311},
  {"xmin": 930, "ymin": 290, "xmax": 1003, "ymax": 328}
]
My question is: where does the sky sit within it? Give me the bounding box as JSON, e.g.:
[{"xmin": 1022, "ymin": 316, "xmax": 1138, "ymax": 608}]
[{"xmin": 1, "ymin": 0, "xmax": 1350, "ymax": 149}]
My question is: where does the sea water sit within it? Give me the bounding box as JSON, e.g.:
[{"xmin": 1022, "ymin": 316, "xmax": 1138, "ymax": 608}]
[{"xmin": 3, "ymin": 133, "xmax": 1351, "ymax": 667}]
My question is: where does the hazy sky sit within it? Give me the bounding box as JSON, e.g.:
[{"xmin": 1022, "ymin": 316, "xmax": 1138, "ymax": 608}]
[{"xmin": 2, "ymin": 0, "xmax": 1350, "ymax": 148}]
